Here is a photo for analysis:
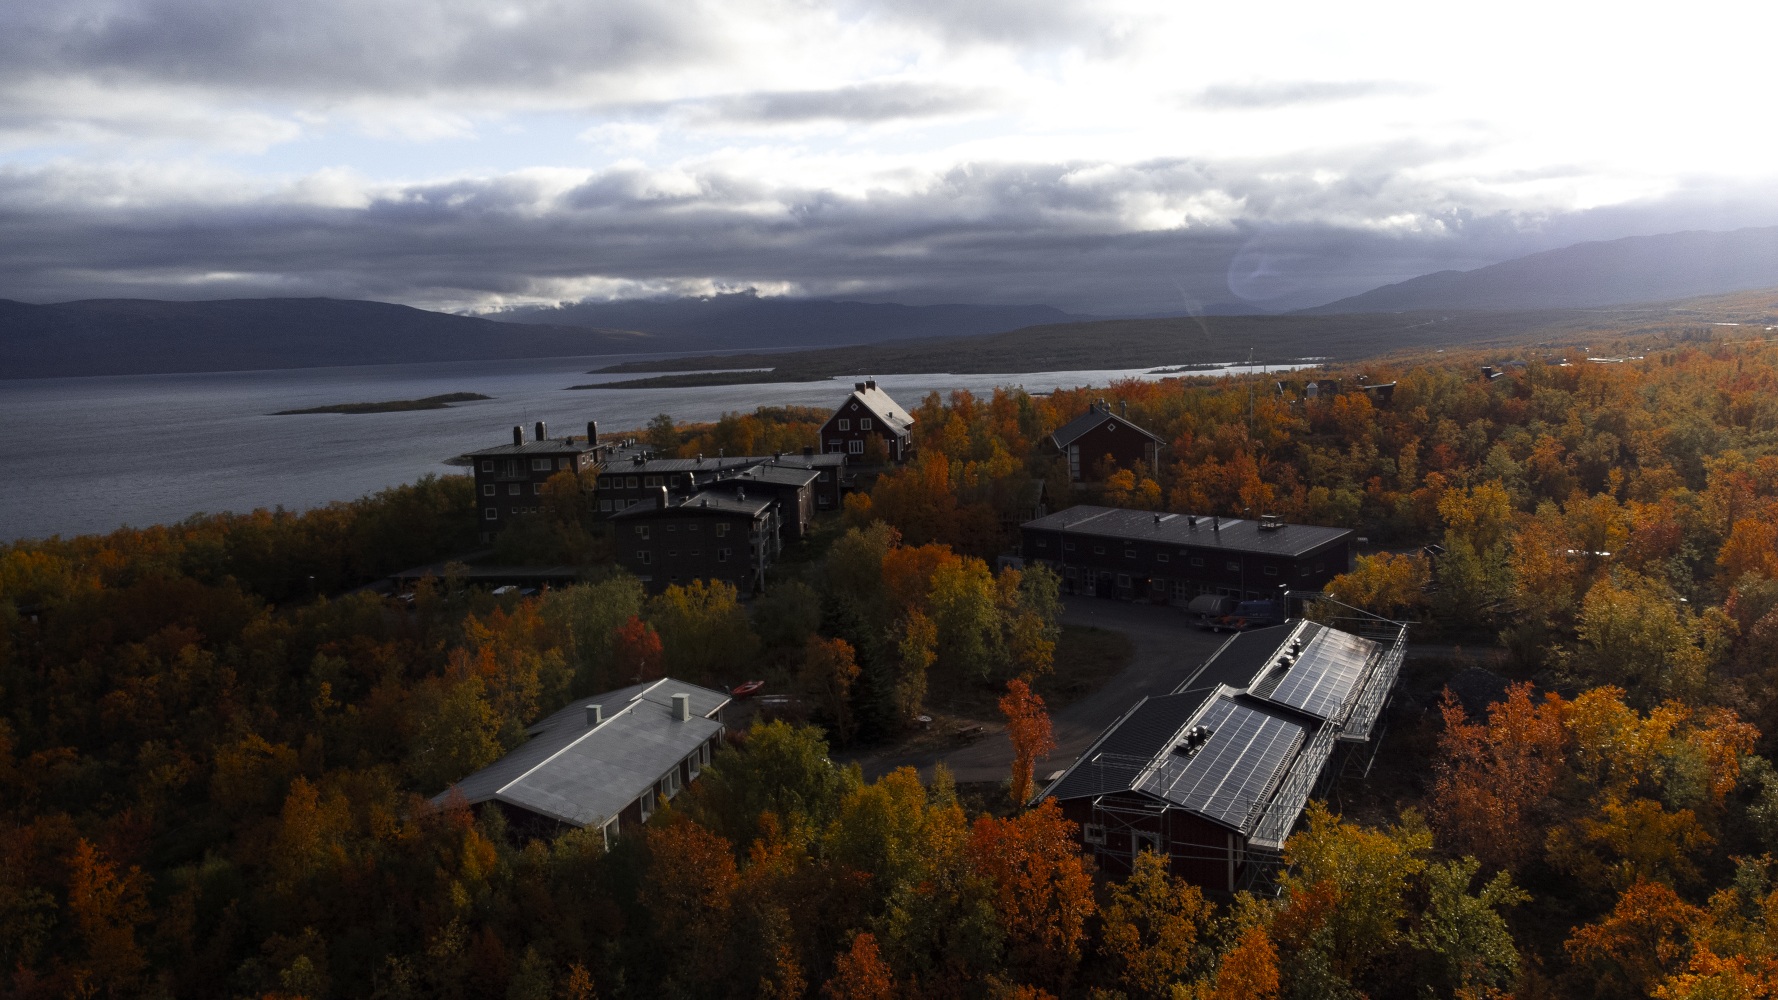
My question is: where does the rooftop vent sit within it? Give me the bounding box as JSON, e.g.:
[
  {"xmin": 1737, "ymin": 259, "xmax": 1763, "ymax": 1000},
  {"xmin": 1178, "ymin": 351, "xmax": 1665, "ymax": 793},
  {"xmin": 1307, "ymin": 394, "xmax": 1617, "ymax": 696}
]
[
  {"xmin": 1259, "ymin": 514, "xmax": 1286, "ymax": 531},
  {"xmin": 586, "ymin": 704, "xmax": 603, "ymax": 726},
  {"xmin": 535, "ymin": 420, "xmax": 547, "ymax": 441},
  {"xmin": 672, "ymin": 693, "xmax": 691, "ymax": 722},
  {"xmin": 1171, "ymin": 725, "xmax": 1214, "ymax": 758},
  {"xmin": 512, "ymin": 425, "xmax": 524, "ymax": 447}
]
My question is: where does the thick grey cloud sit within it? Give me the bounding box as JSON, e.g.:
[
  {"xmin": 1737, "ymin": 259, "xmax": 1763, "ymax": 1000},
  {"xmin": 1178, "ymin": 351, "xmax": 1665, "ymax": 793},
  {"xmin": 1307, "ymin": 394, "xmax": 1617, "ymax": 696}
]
[
  {"xmin": 5, "ymin": 153, "xmax": 1773, "ymax": 315},
  {"xmin": 1193, "ymin": 80, "xmax": 1427, "ymax": 110},
  {"xmin": 690, "ymin": 82, "xmax": 998, "ymax": 125}
]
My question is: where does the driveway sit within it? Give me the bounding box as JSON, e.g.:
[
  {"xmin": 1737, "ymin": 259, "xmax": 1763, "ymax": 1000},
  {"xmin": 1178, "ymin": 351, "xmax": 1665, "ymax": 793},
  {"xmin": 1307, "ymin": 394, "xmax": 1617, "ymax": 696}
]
[{"xmin": 849, "ymin": 597, "xmax": 1232, "ymax": 784}]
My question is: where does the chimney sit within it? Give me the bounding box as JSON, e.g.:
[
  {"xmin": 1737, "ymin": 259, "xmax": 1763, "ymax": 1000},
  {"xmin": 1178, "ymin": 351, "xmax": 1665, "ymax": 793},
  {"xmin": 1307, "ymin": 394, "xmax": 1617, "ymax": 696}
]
[
  {"xmin": 586, "ymin": 420, "xmax": 598, "ymax": 444},
  {"xmin": 656, "ymin": 485, "xmax": 669, "ymax": 509},
  {"xmin": 1120, "ymin": 400, "xmax": 1128, "ymax": 418},
  {"xmin": 512, "ymin": 425, "xmax": 524, "ymax": 447},
  {"xmin": 803, "ymin": 445, "xmax": 814, "ymax": 457},
  {"xmin": 736, "ymin": 487, "xmax": 745, "ymax": 502},
  {"xmin": 534, "ymin": 420, "xmax": 546, "ymax": 441},
  {"xmin": 854, "ymin": 381, "xmax": 866, "ymax": 391},
  {"xmin": 672, "ymin": 693, "xmax": 691, "ymax": 722},
  {"xmin": 585, "ymin": 704, "xmax": 603, "ymax": 726},
  {"xmin": 865, "ymin": 379, "xmax": 876, "ymax": 390}
]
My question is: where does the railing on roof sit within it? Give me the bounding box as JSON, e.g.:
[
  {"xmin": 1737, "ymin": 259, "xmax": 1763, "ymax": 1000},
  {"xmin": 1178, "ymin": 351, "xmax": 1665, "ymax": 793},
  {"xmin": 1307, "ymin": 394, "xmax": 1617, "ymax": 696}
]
[
  {"xmin": 1339, "ymin": 622, "xmax": 1408, "ymax": 742},
  {"xmin": 1247, "ymin": 718, "xmax": 1339, "ymax": 850}
]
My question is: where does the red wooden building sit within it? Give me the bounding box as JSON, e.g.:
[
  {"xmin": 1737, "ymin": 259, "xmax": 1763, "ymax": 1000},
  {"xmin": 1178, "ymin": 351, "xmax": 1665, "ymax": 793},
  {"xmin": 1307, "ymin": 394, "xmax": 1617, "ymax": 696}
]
[
  {"xmin": 821, "ymin": 380, "xmax": 914, "ymax": 464},
  {"xmin": 1048, "ymin": 400, "xmax": 1164, "ymax": 482},
  {"xmin": 1038, "ymin": 618, "xmax": 1404, "ymax": 890}
]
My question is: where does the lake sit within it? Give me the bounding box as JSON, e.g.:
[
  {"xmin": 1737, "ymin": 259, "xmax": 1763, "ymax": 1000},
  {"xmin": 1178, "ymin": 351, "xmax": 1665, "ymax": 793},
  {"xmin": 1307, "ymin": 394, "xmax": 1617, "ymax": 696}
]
[{"xmin": 0, "ymin": 355, "xmax": 1313, "ymax": 543}]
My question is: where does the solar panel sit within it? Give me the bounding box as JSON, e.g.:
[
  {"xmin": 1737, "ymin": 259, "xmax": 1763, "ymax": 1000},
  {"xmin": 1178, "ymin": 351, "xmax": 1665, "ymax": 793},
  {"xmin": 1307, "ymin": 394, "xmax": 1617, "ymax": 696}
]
[
  {"xmin": 1138, "ymin": 698, "xmax": 1305, "ymax": 832},
  {"xmin": 1267, "ymin": 628, "xmax": 1377, "ymax": 721}
]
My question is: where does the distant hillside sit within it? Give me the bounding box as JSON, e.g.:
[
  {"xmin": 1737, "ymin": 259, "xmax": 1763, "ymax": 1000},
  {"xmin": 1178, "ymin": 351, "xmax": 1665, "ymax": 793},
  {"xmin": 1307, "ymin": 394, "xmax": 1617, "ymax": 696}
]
[
  {"xmin": 591, "ymin": 288, "xmax": 1778, "ymax": 384},
  {"xmin": 0, "ymin": 298, "xmax": 654, "ymax": 378},
  {"xmin": 487, "ymin": 291, "xmax": 1089, "ymax": 349},
  {"xmin": 1310, "ymin": 226, "xmax": 1778, "ymax": 313}
]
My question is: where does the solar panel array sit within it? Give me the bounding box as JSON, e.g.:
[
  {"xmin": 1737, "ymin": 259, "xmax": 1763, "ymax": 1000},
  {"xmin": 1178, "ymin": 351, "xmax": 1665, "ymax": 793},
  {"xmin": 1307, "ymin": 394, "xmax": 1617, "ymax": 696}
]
[
  {"xmin": 1138, "ymin": 698, "xmax": 1306, "ymax": 832},
  {"xmin": 1266, "ymin": 628, "xmax": 1377, "ymax": 721}
]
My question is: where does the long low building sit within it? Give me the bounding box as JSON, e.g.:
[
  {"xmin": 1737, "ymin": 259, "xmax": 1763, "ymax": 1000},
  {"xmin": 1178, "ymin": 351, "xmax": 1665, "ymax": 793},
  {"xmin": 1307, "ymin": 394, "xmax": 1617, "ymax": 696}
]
[
  {"xmin": 1020, "ymin": 505, "xmax": 1354, "ymax": 603},
  {"xmin": 434, "ymin": 678, "xmax": 730, "ymax": 845},
  {"xmin": 1038, "ymin": 618, "xmax": 1404, "ymax": 890}
]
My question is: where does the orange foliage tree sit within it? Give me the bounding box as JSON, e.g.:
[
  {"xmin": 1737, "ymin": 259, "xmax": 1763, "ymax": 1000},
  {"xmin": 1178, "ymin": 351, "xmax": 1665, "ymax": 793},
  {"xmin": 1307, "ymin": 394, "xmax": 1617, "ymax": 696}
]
[{"xmin": 999, "ymin": 679, "xmax": 1054, "ymax": 806}]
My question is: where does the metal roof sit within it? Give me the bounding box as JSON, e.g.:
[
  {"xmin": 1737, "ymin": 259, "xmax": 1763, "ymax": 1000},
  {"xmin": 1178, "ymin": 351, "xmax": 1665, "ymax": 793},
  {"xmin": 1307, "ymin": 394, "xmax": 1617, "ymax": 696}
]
[
  {"xmin": 1264, "ymin": 626, "xmax": 1379, "ymax": 723},
  {"xmin": 604, "ymin": 457, "xmax": 761, "ymax": 475},
  {"xmin": 465, "ymin": 439, "xmax": 597, "ymax": 458},
  {"xmin": 608, "ymin": 491, "xmax": 775, "ymax": 519},
  {"xmin": 434, "ymin": 678, "xmax": 730, "ymax": 828},
  {"xmin": 730, "ymin": 465, "xmax": 821, "ymax": 487},
  {"xmin": 833, "ymin": 386, "xmax": 914, "ymax": 434},
  {"xmin": 1134, "ymin": 696, "xmax": 1307, "ymax": 832},
  {"xmin": 1022, "ymin": 505, "xmax": 1352, "ymax": 559},
  {"xmin": 1049, "ymin": 405, "xmax": 1166, "ymax": 449}
]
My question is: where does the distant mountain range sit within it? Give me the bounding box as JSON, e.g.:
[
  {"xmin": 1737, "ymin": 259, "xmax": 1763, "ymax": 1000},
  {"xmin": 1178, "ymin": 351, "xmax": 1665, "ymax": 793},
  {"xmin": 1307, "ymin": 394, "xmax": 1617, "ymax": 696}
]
[
  {"xmin": 485, "ymin": 292, "xmax": 1088, "ymax": 349},
  {"xmin": 1307, "ymin": 226, "xmax": 1778, "ymax": 313}
]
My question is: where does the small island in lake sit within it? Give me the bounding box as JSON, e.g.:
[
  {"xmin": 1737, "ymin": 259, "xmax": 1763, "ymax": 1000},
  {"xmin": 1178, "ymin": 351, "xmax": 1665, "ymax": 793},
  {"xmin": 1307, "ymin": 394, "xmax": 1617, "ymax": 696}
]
[
  {"xmin": 272, "ymin": 392, "xmax": 492, "ymax": 414},
  {"xmin": 569, "ymin": 370, "xmax": 831, "ymax": 389}
]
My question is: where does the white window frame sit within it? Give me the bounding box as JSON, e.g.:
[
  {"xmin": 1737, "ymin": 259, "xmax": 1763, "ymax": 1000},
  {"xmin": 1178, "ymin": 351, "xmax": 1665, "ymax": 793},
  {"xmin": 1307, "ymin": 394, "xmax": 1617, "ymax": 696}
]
[
  {"xmin": 532, "ymin": 483, "xmax": 543, "ymax": 495},
  {"xmin": 601, "ymin": 817, "xmax": 619, "ymax": 851},
  {"xmin": 482, "ymin": 484, "xmax": 495, "ymax": 496},
  {"xmin": 626, "ymin": 476, "xmax": 639, "ymax": 488},
  {"xmin": 837, "ymin": 418, "xmax": 851, "ymax": 431},
  {"xmin": 663, "ymin": 768, "xmax": 681, "ymax": 799},
  {"xmin": 1156, "ymin": 552, "xmax": 1169, "ymax": 562},
  {"xmin": 860, "ymin": 417, "xmax": 872, "ymax": 430},
  {"xmin": 508, "ymin": 483, "xmax": 521, "ymax": 496},
  {"xmin": 715, "ymin": 523, "xmax": 729, "ymax": 537},
  {"xmin": 484, "ymin": 508, "xmax": 498, "ymax": 520},
  {"xmin": 717, "ymin": 548, "xmax": 731, "ymax": 562},
  {"xmin": 848, "ymin": 439, "xmax": 864, "ymax": 455},
  {"xmin": 480, "ymin": 460, "xmax": 494, "ymax": 472},
  {"xmin": 531, "ymin": 458, "xmax": 551, "ymax": 471},
  {"xmin": 1083, "ymin": 823, "xmax": 1107, "ymax": 845},
  {"xmin": 558, "ymin": 457, "xmax": 570, "ymax": 470},
  {"xmin": 637, "ymin": 550, "xmax": 651, "ymax": 564},
  {"xmin": 640, "ymin": 794, "xmax": 653, "ymax": 822},
  {"xmin": 635, "ymin": 525, "xmax": 650, "ymax": 539},
  {"xmin": 600, "ymin": 499, "xmax": 613, "ymax": 512}
]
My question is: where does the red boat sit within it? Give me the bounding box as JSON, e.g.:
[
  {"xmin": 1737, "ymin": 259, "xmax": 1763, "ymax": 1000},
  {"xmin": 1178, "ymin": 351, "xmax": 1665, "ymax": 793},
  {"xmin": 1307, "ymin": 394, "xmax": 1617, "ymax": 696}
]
[{"xmin": 730, "ymin": 680, "xmax": 766, "ymax": 699}]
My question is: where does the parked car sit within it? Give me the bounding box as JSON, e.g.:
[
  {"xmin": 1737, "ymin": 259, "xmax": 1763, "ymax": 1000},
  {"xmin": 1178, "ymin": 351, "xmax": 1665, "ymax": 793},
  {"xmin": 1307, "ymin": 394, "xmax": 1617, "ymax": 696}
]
[
  {"xmin": 1186, "ymin": 594, "xmax": 1239, "ymax": 629},
  {"xmin": 1214, "ymin": 599, "xmax": 1285, "ymax": 632}
]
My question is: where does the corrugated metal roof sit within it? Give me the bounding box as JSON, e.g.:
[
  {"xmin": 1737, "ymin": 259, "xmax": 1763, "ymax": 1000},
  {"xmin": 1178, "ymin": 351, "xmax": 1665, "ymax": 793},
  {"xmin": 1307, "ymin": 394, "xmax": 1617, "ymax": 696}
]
[
  {"xmin": 1022, "ymin": 505, "xmax": 1352, "ymax": 558},
  {"xmin": 1049, "ymin": 406, "xmax": 1166, "ymax": 449},
  {"xmin": 434, "ymin": 678, "xmax": 730, "ymax": 828},
  {"xmin": 732, "ymin": 465, "xmax": 820, "ymax": 487},
  {"xmin": 465, "ymin": 439, "xmax": 597, "ymax": 457},
  {"xmin": 609, "ymin": 492, "xmax": 774, "ymax": 518}
]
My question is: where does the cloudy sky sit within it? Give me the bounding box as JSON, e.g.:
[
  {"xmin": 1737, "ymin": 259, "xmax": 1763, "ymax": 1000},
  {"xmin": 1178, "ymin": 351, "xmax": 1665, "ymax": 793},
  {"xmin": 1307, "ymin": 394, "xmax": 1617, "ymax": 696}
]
[{"xmin": 2, "ymin": 0, "xmax": 1774, "ymax": 314}]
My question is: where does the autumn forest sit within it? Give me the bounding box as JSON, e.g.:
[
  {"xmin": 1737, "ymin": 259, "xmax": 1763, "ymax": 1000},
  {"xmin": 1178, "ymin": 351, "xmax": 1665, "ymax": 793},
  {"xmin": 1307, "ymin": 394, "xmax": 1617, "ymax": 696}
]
[{"xmin": 7, "ymin": 325, "xmax": 1778, "ymax": 999}]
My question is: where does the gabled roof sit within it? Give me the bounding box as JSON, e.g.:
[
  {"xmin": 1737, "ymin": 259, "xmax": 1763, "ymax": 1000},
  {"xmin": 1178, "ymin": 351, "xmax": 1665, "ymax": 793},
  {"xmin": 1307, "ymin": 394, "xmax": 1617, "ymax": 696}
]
[
  {"xmin": 1039, "ymin": 619, "xmax": 1394, "ymax": 841},
  {"xmin": 830, "ymin": 383, "xmax": 914, "ymax": 435},
  {"xmin": 434, "ymin": 678, "xmax": 730, "ymax": 828},
  {"xmin": 1049, "ymin": 404, "xmax": 1165, "ymax": 449}
]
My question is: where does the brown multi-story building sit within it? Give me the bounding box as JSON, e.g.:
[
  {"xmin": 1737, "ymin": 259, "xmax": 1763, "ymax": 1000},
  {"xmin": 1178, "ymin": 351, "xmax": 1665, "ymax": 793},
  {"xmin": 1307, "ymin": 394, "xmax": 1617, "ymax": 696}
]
[
  {"xmin": 762, "ymin": 449, "xmax": 848, "ymax": 512},
  {"xmin": 1039, "ymin": 618, "xmax": 1405, "ymax": 890},
  {"xmin": 723, "ymin": 464, "xmax": 819, "ymax": 541},
  {"xmin": 820, "ymin": 380, "xmax": 914, "ymax": 464},
  {"xmin": 1048, "ymin": 400, "xmax": 1165, "ymax": 482},
  {"xmin": 610, "ymin": 487, "xmax": 779, "ymax": 594},
  {"xmin": 467, "ymin": 422, "xmax": 601, "ymax": 542},
  {"xmin": 592, "ymin": 456, "xmax": 759, "ymax": 518},
  {"xmin": 1020, "ymin": 505, "xmax": 1353, "ymax": 603}
]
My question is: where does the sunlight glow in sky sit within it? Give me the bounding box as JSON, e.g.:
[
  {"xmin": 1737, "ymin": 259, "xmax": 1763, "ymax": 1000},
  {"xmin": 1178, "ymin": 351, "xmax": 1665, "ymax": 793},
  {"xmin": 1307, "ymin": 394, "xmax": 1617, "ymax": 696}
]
[{"xmin": 2, "ymin": 0, "xmax": 1773, "ymax": 312}]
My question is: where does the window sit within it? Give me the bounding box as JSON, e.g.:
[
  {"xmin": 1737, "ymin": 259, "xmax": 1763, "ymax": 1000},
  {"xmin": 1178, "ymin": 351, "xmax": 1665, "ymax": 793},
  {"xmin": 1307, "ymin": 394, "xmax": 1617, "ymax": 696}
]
[
  {"xmin": 688, "ymin": 750, "xmax": 702, "ymax": 779},
  {"xmin": 1036, "ymin": 538, "xmax": 1049, "ymax": 548},
  {"xmin": 485, "ymin": 508, "xmax": 498, "ymax": 520},
  {"xmin": 508, "ymin": 483, "xmax": 521, "ymax": 495},
  {"xmin": 531, "ymin": 458, "xmax": 550, "ymax": 471},
  {"xmin": 860, "ymin": 417, "xmax": 872, "ymax": 430},
  {"xmin": 828, "ymin": 439, "xmax": 844, "ymax": 452},
  {"xmin": 510, "ymin": 506, "xmax": 518, "ymax": 514},
  {"xmin": 1064, "ymin": 541, "xmax": 1077, "ymax": 552},
  {"xmin": 1226, "ymin": 561, "xmax": 1240, "ymax": 572},
  {"xmin": 480, "ymin": 460, "xmax": 493, "ymax": 472},
  {"xmin": 482, "ymin": 484, "xmax": 495, "ymax": 496},
  {"xmin": 1156, "ymin": 552, "xmax": 1169, "ymax": 562},
  {"xmin": 622, "ymin": 476, "xmax": 636, "ymax": 488},
  {"xmin": 1117, "ymin": 574, "xmax": 1131, "ymax": 588},
  {"xmin": 667, "ymin": 549, "xmax": 678, "ymax": 558},
  {"xmin": 1263, "ymin": 565, "xmax": 1278, "ymax": 576},
  {"xmin": 715, "ymin": 524, "xmax": 729, "ymax": 537},
  {"xmin": 637, "ymin": 551, "xmax": 651, "ymax": 564},
  {"xmin": 558, "ymin": 457, "xmax": 570, "ymax": 470},
  {"xmin": 634, "ymin": 525, "xmax": 650, "ymax": 539},
  {"xmin": 689, "ymin": 549, "xmax": 701, "ymax": 557},
  {"xmin": 819, "ymin": 471, "xmax": 832, "ymax": 482},
  {"xmin": 666, "ymin": 523, "xmax": 676, "ymax": 532},
  {"xmin": 1093, "ymin": 545, "xmax": 1105, "ymax": 555},
  {"xmin": 601, "ymin": 817, "xmax": 619, "ymax": 851},
  {"xmin": 1190, "ymin": 556, "xmax": 1205, "ymax": 567},
  {"xmin": 532, "ymin": 483, "xmax": 542, "ymax": 495},
  {"xmin": 600, "ymin": 499, "xmax": 613, "ymax": 512},
  {"xmin": 848, "ymin": 439, "xmax": 864, "ymax": 455},
  {"xmin": 717, "ymin": 548, "xmax": 732, "ymax": 562},
  {"xmin": 838, "ymin": 418, "xmax": 850, "ymax": 431},
  {"xmin": 640, "ymin": 793, "xmax": 653, "ymax": 822},
  {"xmin": 643, "ymin": 476, "xmax": 661, "ymax": 488},
  {"xmin": 1083, "ymin": 823, "xmax": 1107, "ymax": 845},
  {"xmin": 688, "ymin": 524, "xmax": 699, "ymax": 533},
  {"xmin": 1124, "ymin": 547, "xmax": 1137, "ymax": 559}
]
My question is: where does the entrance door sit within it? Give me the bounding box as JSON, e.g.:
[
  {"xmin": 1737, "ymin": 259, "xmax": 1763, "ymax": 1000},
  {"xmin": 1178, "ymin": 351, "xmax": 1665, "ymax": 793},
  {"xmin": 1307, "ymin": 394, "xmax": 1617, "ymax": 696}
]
[{"xmin": 1132, "ymin": 830, "xmax": 1162, "ymax": 860}]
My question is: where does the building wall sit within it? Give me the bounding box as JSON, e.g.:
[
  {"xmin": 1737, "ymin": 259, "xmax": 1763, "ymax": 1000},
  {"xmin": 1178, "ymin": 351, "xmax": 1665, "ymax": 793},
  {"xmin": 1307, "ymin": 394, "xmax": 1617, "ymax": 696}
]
[
  {"xmin": 473, "ymin": 449, "xmax": 595, "ymax": 541},
  {"xmin": 1022, "ymin": 527, "xmax": 1352, "ymax": 602},
  {"xmin": 613, "ymin": 508, "xmax": 775, "ymax": 594},
  {"xmin": 1057, "ymin": 794, "xmax": 1248, "ymax": 891},
  {"xmin": 1062, "ymin": 420, "xmax": 1159, "ymax": 482}
]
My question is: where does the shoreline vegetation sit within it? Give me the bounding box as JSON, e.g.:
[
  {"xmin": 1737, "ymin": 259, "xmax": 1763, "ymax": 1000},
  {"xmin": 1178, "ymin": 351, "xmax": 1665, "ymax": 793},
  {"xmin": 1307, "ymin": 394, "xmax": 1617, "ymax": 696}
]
[
  {"xmin": 569, "ymin": 370, "xmax": 831, "ymax": 389},
  {"xmin": 272, "ymin": 391, "xmax": 492, "ymax": 414}
]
